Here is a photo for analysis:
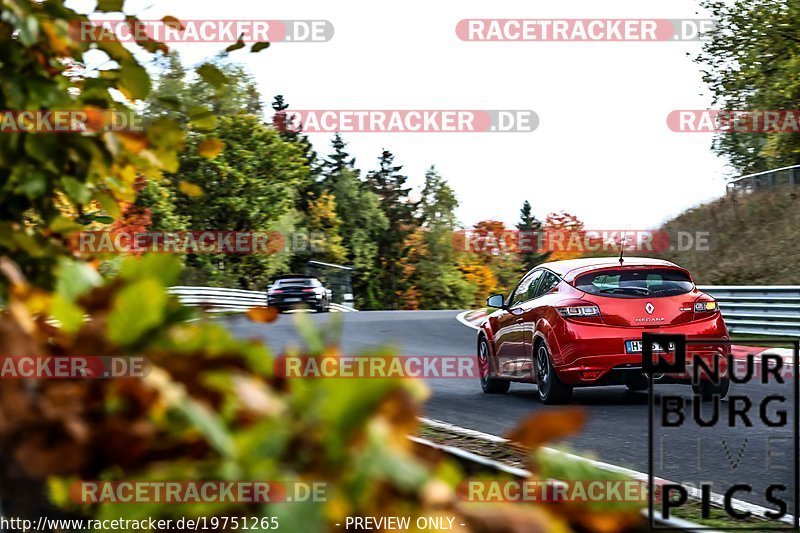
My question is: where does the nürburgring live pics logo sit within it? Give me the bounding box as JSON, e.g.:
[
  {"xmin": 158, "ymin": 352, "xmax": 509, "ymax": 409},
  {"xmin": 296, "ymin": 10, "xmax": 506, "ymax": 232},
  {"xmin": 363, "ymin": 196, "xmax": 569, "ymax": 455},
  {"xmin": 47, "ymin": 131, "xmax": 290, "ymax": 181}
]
[{"xmin": 644, "ymin": 333, "xmax": 800, "ymax": 530}]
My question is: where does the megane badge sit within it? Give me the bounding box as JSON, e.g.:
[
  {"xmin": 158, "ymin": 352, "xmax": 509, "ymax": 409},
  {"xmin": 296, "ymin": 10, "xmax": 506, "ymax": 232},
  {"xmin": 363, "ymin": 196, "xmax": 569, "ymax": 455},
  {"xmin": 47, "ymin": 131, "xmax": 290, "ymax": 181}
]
[{"xmin": 645, "ymin": 302, "xmax": 655, "ymax": 315}]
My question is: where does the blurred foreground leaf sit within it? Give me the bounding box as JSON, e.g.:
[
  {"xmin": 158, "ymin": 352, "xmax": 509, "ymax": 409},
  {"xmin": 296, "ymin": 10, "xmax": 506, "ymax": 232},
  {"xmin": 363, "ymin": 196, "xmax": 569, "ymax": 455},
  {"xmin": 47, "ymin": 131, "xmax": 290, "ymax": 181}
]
[
  {"xmin": 247, "ymin": 306, "xmax": 279, "ymax": 323},
  {"xmin": 506, "ymin": 408, "xmax": 586, "ymax": 450}
]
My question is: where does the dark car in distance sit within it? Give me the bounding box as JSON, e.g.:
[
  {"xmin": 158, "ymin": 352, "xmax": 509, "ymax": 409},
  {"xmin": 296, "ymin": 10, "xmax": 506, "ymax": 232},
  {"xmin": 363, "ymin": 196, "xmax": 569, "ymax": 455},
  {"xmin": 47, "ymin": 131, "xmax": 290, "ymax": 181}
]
[{"xmin": 267, "ymin": 276, "xmax": 332, "ymax": 313}]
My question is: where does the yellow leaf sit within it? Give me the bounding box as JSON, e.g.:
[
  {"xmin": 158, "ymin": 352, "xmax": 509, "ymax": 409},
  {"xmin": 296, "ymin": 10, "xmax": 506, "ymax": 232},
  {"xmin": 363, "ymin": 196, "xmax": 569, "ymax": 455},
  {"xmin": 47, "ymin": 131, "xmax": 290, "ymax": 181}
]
[
  {"xmin": 114, "ymin": 164, "xmax": 137, "ymax": 183},
  {"xmin": 178, "ymin": 181, "xmax": 204, "ymax": 198},
  {"xmin": 246, "ymin": 306, "xmax": 279, "ymax": 323},
  {"xmin": 197, "ymin": 138, "xmax": 224, "ymax": 159},
  {"xmin": 42, "ymin": 22, "xmax": 73, "ymax": 56},
  {"xmin": 117, "ymin": 131, "xmax": 149, "ymax": 153}
]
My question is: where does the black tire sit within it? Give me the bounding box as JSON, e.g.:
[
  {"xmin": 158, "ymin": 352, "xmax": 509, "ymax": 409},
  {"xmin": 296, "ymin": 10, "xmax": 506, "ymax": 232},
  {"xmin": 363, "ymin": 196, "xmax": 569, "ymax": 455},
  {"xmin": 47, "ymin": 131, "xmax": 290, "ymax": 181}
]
[
  {"xmin": 535, "ymin": 342, "xmax": 572, "ymax": 404},
  {"xmin": 626, "ymin": 377, "xmax": 649, "ymax": 392},
  {"xmin": 478, "ymin": 336, "xmax": 510, "ymax": 394},
  {"xmin": 692, "ymin": 378, "xmax": 730, "ymax": 401},
  {"xmin": 317, "ymin": 301, "xmax": 329, "ymax": 313}
]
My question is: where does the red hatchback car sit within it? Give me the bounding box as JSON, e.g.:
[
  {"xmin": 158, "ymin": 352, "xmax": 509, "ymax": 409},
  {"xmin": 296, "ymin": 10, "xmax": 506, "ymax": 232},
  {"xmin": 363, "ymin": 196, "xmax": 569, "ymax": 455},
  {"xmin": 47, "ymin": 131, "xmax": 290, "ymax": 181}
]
[{"xmin": 477, "ymin": 257, "xmax": 730, "ymax": 403}]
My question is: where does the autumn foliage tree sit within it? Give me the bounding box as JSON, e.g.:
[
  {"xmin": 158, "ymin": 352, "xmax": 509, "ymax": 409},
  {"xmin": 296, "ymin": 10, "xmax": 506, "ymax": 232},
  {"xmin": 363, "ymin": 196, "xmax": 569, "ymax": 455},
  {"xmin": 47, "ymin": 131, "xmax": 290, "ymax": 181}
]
[
  {"xmin": 398, "ymin": 167, "xmax": 473, "ymax": 309},
  {"xmin": 456, "ymin": 220, "xmax": 523, "ymax": 305},
  {"xmin": 0, "ymin": 3, "xmax": 644, "ymax": 531},
  {"xmin": 0, "ymin": 2, "xmax": 455, "ymax": 530},
  {"xmin": 543, "ymin": 211, "xmax": 588, "ymax": 261}
]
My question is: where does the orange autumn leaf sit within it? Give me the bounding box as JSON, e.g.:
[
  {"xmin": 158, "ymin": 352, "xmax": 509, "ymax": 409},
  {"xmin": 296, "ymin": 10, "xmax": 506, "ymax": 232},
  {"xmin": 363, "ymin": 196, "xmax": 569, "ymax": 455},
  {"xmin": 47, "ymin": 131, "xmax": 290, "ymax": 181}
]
[
  {"xmin": 161, "ymin": 16, "xmax": 184, "ymax": 31},
  {"xmin": 458, "ymin": 501, "xmax": 569, "ymax": 533},
  {"xmin": 117, "ymin": 131, "xmax": 149, "ymax": 153},
  {"xmin": 81, "ymin": 107, "xmax": 106, "ymax": 132},
  {"xmin": 246, "ymin": 306, "xmax": 279, "ymax": 323},
  {"xmin": 571, "ymin": 510, "xmax": 643, "ymax": 533},
  {"xmin": 197, "ymin": 138, "xmax": 224, "ymax": 159},
  {"xmin": 505, "ymin": 408, "xmax": 586, "ymax": 449}
]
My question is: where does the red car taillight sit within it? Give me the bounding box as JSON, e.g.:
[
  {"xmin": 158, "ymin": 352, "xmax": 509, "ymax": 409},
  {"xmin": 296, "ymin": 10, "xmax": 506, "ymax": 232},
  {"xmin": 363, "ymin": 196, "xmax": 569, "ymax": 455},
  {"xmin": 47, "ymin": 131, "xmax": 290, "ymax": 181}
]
[
  {"xmin": 692, "ymin": 297, "xmax": 719, "ymax": 320},
  {"xmin": 557, "ymin": 305, "xmax": 600, "ymax": 317},
  {"xmin": 556, "ymin": 300, "xmax": 602, "ymax": 324},
  {"xmin": 694, "ymin": 300, "xmax": 718, "ymax": 313},
  {"xmin": 269, "ymin": 289, "xmax": 283, "ymax": 294}
]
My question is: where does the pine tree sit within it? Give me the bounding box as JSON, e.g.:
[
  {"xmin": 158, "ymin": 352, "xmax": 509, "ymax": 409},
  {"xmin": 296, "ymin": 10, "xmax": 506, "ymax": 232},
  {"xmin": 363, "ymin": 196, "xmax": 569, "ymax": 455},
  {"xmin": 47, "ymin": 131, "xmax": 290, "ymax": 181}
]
[
  {"xmin": 322, "ymin": 133, "xmax": 356, "ymax": 180},
  {"xmin": 367, "ymin": 150, "xmax": 418, "ymax": 309},
  {"xmin": 516, "ymin": 200, "xmax": 549, "ymax": 271}
]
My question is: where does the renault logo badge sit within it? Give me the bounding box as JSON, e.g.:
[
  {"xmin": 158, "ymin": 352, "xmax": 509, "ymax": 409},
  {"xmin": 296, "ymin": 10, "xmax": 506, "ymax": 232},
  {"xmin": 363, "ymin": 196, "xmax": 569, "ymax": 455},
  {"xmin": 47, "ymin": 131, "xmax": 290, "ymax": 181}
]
[{"xmin": 645, "ymin": 302, "xmax": 655, "ymax": 315}]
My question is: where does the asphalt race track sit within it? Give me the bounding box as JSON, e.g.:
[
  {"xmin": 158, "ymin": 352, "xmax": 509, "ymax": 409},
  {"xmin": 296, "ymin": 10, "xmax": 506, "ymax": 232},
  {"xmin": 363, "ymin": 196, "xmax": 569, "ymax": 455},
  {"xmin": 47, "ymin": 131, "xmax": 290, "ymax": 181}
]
[{"xmin": 222, "ymin": 310, "xmax": 796, "ymax": 515}]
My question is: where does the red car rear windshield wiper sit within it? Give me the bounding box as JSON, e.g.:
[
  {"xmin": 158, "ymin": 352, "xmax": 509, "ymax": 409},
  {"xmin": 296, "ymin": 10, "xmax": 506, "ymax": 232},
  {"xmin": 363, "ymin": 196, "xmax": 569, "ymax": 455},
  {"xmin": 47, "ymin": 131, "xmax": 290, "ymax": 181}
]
[{"xmin": 597, "ymin": 287, "xmax": 651, "ymax": 295}]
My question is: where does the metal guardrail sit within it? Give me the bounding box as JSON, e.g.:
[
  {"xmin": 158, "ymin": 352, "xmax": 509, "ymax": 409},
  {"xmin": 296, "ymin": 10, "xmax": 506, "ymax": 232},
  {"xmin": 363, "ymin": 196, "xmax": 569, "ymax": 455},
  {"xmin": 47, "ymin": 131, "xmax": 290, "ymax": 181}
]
[
  {"xmin": 727, "ymin": 164, "xmax": 800, "ymax": 193},
  {"xmin": 168, "ymin": 285, "xmax": 800, "ymax": 333},
  {"xmin": 699, "ymin": 285, "xmax": 800, "ymax": 336},
  {"xmin": 168, "ymin": 286, "xmax": 357, "ymax": 313}
]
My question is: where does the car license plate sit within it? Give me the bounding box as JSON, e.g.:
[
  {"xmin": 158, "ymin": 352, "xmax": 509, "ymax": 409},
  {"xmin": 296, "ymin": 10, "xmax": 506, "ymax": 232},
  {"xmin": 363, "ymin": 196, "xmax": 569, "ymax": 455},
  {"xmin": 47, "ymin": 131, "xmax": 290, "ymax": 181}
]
[
  {"xmin": 626, "ymin": 340, "xmax": 675, "ymax": 354},
  {"xmin": 285, "ymin": 298, "xmax": 301, "ymax": 303}
]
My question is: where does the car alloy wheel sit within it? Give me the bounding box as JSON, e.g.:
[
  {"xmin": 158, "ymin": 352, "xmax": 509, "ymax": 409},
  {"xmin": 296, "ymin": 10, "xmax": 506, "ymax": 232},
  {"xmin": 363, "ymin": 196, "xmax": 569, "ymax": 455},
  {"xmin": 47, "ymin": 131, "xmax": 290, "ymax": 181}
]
[
  {"xmin": 536, "ymin": 344, "xmax": 551, "ymax": 397},
  {"xmin": 478, "ymin": 337, "xmax": 509, "ymax": 394},
  {"xmin": 535, "ymin": 342, "xmax": 572, "ymax": 404}
]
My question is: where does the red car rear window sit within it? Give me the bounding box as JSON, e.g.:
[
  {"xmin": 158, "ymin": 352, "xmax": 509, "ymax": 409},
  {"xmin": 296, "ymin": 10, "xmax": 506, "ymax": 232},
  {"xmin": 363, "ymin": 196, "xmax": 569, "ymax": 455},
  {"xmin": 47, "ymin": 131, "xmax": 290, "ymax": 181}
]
[{"xmin": 574, "ymin": 268, "xmax": 694, "ymax": 298}]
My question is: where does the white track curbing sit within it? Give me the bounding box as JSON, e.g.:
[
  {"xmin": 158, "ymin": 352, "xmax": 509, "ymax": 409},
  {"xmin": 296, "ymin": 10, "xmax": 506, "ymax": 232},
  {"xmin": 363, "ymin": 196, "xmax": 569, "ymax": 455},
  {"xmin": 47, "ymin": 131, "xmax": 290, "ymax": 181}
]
[{"xmin": 419, "ymin": 417, "xmax": 794, "ymax": 526}]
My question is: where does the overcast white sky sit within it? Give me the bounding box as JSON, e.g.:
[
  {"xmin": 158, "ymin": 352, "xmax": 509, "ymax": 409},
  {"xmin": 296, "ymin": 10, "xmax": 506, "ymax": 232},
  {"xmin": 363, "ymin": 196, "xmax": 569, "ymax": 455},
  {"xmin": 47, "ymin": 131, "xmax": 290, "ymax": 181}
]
[{"xmin": 71, "ymin": 0, "xmax": 735, "ymax": 230}]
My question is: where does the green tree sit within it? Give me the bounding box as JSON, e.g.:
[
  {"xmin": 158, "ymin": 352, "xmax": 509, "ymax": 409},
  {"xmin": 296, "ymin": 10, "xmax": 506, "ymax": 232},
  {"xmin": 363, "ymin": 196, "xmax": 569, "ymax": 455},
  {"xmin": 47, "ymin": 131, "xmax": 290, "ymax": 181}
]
[
  {"xmin": 144, "ymin": 51, "xmax": 189, "ymax": 120},
  {"xmin": 313, "ymin": 135, "xmax": 387, "ymax": 308},
  {"xmin": 189, "ymin": 57, "xmax": 264, "ymax": 116},
  {"xmin": 168, "ymin": 113, "xmax": 309, "ymax": 289},
  {"xmin": 698, "ymin": 0, "xmax": 800, "ymax": 172},
  {"xmin": 140, "ymin": 60, "xmax": 311, "ymax": 288},
  {"xmin": 399, "ymin": 167, "xmax": 474, "ymax": 309}
]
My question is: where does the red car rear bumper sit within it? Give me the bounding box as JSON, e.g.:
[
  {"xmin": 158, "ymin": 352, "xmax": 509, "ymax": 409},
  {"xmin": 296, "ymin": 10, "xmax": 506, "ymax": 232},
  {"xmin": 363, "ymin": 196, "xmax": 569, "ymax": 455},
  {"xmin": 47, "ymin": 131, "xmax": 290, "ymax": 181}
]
[{"xmin": 549, "ymin": 314, "xmax": 729, "ymax": 386}]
